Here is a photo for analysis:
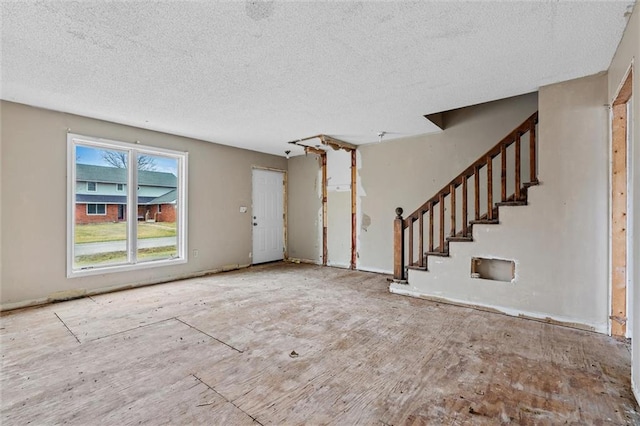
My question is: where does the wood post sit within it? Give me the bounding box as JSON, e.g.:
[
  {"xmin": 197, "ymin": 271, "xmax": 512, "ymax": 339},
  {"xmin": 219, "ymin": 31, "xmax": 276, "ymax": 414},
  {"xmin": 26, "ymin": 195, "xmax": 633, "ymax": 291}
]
[
  {"xmin": 428, "ymin": 203, "xmax": 434, "ymax": 252},
  {"xmin": 500, "ymin": 145, "xmax": 507, "ymax": 202},
  {"xmin": 350, "ymin": 149, "xmax": 357, "ymax": 270},
  {"xmin": 462, "ymin": 177, "xmax": 468, "ymax": 236},
  {"xmin": 487, "ymin": 156, "xmax": 493, "ymax": 220},
  {"xmin": 393, "ymin": 207, "xmax": 405, "ymax": 281},
  {"xmin": 611, "ymin": 102, "xmax": 628, "ymax": 337},
  {"xmin": 408, "ymin": 219, "xmax": 414, "ymax": 267},
  {"xmin": 439, "ymin": 194, "xmax": 445, "ymax": 251},
  {"xmin": 474, "ymin": 166, "xmax": 480, "ymax": 220},
  {"xmin": 321, "ymin": 153, "xmax": 328, "ymax": 266},
  {"xmin": 418, "ymin": 213, "xmax": 424, "ymax": 268},
  {"xmin": 610, "ymin": 69, "xmax": 632, "ymax": 337},
  {"xmin": 529, "ymin": 123, "xmax": 537, "ymax": 183},
  {"xmin": 515, "ymin": 132, "xmax": 521, "ymax": 200},
  {"xmin": 450, "ymin": 183, "xmax": 456, "ymax": 237}
]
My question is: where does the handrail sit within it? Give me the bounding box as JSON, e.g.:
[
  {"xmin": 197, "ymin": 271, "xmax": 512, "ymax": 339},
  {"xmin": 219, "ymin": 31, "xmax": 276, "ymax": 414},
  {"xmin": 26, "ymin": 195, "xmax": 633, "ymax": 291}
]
[{"xmin": 393, "ymin": 112, "xmax": 538, "ymax": 281}]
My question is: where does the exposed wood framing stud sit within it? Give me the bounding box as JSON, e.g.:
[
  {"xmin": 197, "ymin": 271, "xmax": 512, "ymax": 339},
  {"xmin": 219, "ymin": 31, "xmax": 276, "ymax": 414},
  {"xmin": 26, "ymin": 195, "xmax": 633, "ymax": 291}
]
[
  {"xmin": 350, "ymin": 150, "xmax": 357, "ymax": 269},
  {"xmin": 611, "ymin": 100, "xmax": 629, "ymax": 337},
  {"xmin": 613, "ymin": 69, "xmax": 633, "ymax": 106},
  {"xmin": 321, "ymin": 152, "xmax": 328, "ymax": 266},
  {"xmin": 321, "ymin": 135, "xmax": 357, "ymax": 152}
]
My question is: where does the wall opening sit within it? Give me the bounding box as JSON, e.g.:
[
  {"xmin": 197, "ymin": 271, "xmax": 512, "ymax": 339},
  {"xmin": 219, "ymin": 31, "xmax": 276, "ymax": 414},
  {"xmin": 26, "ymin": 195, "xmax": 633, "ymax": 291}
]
[{"xmin": 470, "ymin": 257, "xmax": 515, "ymax": 282}]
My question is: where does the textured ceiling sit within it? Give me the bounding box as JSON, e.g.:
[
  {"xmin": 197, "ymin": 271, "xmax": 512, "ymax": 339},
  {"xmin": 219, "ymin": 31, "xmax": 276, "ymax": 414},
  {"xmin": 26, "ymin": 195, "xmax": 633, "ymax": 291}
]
[{"xmin": 1, "ymin": 1, "xmax": 635, "ymax": 156}]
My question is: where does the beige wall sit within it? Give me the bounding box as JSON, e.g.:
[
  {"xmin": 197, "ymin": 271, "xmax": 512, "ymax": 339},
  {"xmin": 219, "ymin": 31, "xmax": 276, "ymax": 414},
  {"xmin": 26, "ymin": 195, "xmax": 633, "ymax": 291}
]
[
  {"xmin": 0, "ymin": 101, "xmax": 286, "ymax": 308},
  {"xmin": 608, "ymin": 6, "xmax": 640, "ymax": 401},
  {"xmin": 357, "ymin": 92, "xmax": 539, "ymax": 273},
  {"xmin": 391, "ymin": 73, "xmax": 609, "ymax": 332},
  {"xmin": 287, "ymin": 152, "xmax": 322, "ymax": 263}
]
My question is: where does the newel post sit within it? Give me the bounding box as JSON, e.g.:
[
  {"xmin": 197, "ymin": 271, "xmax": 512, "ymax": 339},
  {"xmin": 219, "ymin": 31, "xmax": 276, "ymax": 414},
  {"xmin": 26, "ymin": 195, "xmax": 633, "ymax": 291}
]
[{"xmin": 393, "ymin": 207, "xmax": 405, "ymax": 281}]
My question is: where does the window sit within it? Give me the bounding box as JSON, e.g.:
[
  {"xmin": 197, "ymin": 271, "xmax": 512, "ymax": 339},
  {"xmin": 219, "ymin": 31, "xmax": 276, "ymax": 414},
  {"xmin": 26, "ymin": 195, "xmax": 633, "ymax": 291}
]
[
  {"xmin": 87, "ymin": 204, "xmax": 106, "ymax": 215},
  {"xmin": 158, "ymin": 204, "xmax": 162, "ymax": 213},
  {"xmin": 68, "ymin": 134, "xmax": 188, "ymax": 277}
]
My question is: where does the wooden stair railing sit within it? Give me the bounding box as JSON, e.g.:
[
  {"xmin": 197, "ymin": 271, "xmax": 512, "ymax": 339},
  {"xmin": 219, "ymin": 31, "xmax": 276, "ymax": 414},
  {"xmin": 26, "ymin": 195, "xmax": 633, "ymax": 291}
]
[{"xmin": 393, "ymin": 112, "xmax": 539, "ymax": 281}]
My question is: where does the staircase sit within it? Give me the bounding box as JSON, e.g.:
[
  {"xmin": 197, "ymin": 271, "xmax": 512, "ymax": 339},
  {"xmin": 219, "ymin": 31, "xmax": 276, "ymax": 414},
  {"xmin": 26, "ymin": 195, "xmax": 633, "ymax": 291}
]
[{"xmin": 393, "ymin": 112, "xmax": 539, "ymax": 281}]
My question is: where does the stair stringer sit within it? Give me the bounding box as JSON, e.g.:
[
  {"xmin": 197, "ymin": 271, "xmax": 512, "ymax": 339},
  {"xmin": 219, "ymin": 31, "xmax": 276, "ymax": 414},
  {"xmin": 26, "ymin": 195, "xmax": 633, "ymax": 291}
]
[{"xmin": 390, "ymin": 184, "xmax": 608, "ymax": 333}]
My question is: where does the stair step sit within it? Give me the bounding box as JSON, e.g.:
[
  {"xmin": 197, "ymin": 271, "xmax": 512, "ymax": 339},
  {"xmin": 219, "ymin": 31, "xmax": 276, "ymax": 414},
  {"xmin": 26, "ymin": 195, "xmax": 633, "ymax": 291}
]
[
  {"xmin": 469, "ymin": 219, "xmax": 499, "ymax": 225},
  {"xmin": 496, "ymin": 200, "xmax": 527, "ymax": 207},
  {"xmin": 426, "ymin": 251, "xmax": 449, "ymax": 257},
  {"xmin": 523, "ymin": 180, "xmax": 539, "ymax": 188},
  {"xmin": 446, "ymin": 236, "xmax": 473, "ymax": 242},
  {"xmin": 406, "ymin": 265, "xmax": 428, "ymax": 271}
]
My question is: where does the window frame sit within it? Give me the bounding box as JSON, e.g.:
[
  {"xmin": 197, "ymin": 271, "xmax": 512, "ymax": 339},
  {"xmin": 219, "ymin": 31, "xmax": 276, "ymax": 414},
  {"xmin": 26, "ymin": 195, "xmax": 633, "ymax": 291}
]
[
  {"xmin": 86, "ymin": 203, "xmax": 107, "ymax": 216},
  {"xmin": 116, "ymin": 183, "xmax": 124, "ymax": 192},
  {"xmin": 67, "ymin": 134, "xmax": 188, "ymax": 277},
  {"xmin": 87, "ymin": 181, "xmax": 97, "ymax": 192}
]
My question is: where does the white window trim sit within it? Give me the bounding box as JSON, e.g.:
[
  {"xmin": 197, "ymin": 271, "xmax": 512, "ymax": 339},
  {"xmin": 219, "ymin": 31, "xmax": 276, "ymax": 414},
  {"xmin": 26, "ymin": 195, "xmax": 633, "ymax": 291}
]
[
  {"xmin": 86, "ymin": 203, "xmax": 107, "ymax": 216},
  {"xmin": 116, "ymin": 183, "xmax": 124, "ymax": 192},
  {"xmin": 87, "ymin": 181, "xmax": 97, "ymax": 192},
  {"xmin": 67, "ymin": 133, "xmax": 188, "ymax": 278}
]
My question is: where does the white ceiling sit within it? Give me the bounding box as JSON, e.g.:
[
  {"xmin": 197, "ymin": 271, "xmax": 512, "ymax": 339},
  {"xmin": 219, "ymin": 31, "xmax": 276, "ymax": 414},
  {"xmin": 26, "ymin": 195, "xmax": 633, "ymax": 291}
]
[{"xmin": 1, "ymin": 1, "xmax": 635, "ymax": 156}]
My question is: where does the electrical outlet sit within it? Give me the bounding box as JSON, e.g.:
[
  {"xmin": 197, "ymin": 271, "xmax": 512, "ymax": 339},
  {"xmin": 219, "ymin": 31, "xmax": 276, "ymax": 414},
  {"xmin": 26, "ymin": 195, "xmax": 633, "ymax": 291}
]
[{"xmin": 193, "ymin": 249, "xmax": 199, "ymax": 258}]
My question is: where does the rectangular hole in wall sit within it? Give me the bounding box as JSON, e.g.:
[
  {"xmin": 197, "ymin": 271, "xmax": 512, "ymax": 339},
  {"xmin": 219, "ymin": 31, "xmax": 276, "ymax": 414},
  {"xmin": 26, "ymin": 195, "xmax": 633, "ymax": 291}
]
[{"xmin": 471, "ymin": 257, "xmax": 515, "ymax": 282}]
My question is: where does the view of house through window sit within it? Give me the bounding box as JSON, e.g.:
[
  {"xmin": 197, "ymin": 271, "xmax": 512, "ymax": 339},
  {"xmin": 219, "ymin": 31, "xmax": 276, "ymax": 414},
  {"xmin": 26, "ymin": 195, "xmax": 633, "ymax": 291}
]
[{"xmin": 70, "ymin": 136, "xmax": 186, "ymax": 275}]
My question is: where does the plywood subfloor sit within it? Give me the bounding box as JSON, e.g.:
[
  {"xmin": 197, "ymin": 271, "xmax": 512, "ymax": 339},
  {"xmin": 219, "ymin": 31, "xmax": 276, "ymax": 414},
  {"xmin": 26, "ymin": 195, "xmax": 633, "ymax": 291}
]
[{"xmin": 1, "ymin": 263, "xmax": 638, "ymax": 425}]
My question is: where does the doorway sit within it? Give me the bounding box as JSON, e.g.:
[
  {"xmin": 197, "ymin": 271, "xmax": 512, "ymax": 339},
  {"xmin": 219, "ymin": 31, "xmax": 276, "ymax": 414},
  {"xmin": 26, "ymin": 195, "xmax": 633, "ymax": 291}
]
[{"xmin": 252, "ymin": 168, "xmax": 285, "ymax": 264}]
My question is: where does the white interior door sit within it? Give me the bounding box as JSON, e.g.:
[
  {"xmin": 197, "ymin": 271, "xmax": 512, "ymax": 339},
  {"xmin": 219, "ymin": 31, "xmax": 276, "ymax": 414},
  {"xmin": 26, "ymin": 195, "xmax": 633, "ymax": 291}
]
[{"xmin": 252, "ymin": 169, "xmax": 284, "ymax": 264}]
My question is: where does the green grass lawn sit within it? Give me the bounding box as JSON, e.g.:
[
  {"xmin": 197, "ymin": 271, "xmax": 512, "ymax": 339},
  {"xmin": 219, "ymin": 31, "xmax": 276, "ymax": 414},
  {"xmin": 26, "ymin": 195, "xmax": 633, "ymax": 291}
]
[
  {"xmin": 74, "ymin": 246, "xmax": 178, "ymax": 267},
  {"xmin": 75, "ymin": 222, "xmax": 177, "ymax": 244}
]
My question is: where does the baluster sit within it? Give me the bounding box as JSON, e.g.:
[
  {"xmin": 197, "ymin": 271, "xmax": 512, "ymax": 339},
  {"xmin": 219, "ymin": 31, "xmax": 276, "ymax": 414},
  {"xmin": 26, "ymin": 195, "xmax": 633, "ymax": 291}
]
[
  {"xmin": 429, "ymin": 202, "xmax": 434, "ymax": 252},
  {"xmin": 515, "ymin": 131, "xmax": 521, "ymax": 200},
  {"xmin": 418, "ymin": 212, "xmax": 424, "ymax": 267},
  {"xmin": 408, "ymin": 218, "xmax": 414, "ymax": 266},
  {"xmin": 439, "ymin": 194, "xmax": 445, "ymax": 251},
  {"xmin": 474, "ymin": 166, "xmax": 480, "ymax": 220},
  {"xmin": 501, "ymin": 144, "xmax": 507, "ymax": 202},
  {"xmin": 530, "ymin": 121, "xmax": 537, "ymax": 183},
  {"xmin": 450, "ymin": 183, "xmax": 456, "ymax": 237},
  {"xmin": 462, "ymin": 176, "xmax": 468, "ymax": 236},
  {"xmin": 487, "ymin": 156, "xmax": 494, "ymax": 220}
]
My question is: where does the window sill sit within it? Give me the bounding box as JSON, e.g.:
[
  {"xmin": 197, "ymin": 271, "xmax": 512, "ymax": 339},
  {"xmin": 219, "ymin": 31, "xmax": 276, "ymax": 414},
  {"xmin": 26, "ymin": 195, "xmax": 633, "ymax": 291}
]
[{"xmin": 67, "ymin": 256, "xmax": 188, "ymax": 278}]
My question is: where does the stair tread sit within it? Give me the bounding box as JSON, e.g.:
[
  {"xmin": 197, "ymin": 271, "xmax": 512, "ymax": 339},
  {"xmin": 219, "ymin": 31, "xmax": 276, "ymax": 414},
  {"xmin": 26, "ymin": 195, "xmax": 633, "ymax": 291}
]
[
  {"xmin": 496, "ymin": 200, "xmax": 527, "ymax": 207},
  {"xmin": 446, "ymin": 236, "xmax": 473, "ymax": 242},
  {"xmin": 469, "ymin": 219, "xmax": 499, "ymax": 225},
  {"xmin": 406, "ymin": 265, "xmax": 428, "ymax": 271},
  {"xmin": 426, "ymin": 251, "xmax": 449, "ymax": 257},
  {"xmin": 523, "ymin": 180, "xmax": 539, "ymax": 188}
]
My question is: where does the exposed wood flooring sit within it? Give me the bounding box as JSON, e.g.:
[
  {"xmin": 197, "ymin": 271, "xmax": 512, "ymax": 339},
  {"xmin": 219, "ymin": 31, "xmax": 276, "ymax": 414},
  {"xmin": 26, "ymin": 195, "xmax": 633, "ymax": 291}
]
[{"xmin": 1, "ymin": 263, "xmax": 638, "ymax": 425}]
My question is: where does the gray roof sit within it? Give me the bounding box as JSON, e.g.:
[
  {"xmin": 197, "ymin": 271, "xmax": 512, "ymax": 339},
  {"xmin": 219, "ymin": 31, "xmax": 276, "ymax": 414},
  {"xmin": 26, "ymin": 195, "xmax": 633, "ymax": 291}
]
[
  {"xmin": 76, "ymin": 164, "xmax": 177, "ymax": 188},
  {"xmin": 148, "ymin": 189, "xmax": 177, "ymax": 205}
]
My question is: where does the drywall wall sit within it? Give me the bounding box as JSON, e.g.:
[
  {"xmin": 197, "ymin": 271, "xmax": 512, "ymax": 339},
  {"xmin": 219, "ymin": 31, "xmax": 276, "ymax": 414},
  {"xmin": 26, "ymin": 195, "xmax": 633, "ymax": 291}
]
[
  {"xmin": 326, "ymin": 149, "xmax": 351, "ymax": 268},
  {"xmin": 357, "ymin": 92, "xmax": 539, "ymax": 273},
  {"xmin": 608, "ymin": 4, "xmax": 640, "ymax": 402},
  {"xmin": 392, "ymin": 73, "xmax": 609, "ymax": 332},
  {"xmin": 287, "ymin": 153, "xmax": 322, "ymax": 263},
  {"xmin": 0, "ymin": 101, "xmax": 286, "ymax": 308}
]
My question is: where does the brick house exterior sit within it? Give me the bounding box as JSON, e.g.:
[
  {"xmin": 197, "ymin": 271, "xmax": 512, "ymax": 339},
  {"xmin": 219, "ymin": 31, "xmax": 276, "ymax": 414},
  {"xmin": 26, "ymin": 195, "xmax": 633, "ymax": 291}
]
[{"xmin": 75, "ymin": 164, "xmax": 177, "ymax": 225}]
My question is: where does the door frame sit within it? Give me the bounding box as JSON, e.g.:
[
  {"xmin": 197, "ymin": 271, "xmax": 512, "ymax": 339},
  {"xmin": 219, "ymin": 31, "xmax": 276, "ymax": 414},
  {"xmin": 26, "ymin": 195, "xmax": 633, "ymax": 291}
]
[
  {"xmin": 251, "ymin": 166, "xmax": 288, "ymax": 263},
  {"xmin": 610, "ymin": 66, "xmax": 633, "ymax": 337}
]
